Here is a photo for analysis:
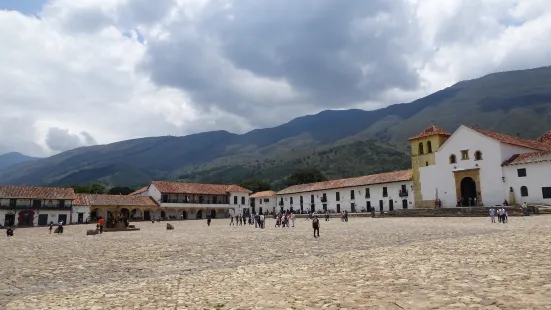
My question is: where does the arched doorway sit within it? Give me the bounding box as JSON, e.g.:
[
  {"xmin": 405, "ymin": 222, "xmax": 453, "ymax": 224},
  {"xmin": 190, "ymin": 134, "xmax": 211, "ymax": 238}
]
[
  {"xmin": 90, "ymin": 208, "xmax": 98, "ymax": 220},
  {"xmin": 196, "ymin": 209, "xmax": 203, "ymax": 219},
  {"xmin": 120, "ymin": 208, "xmax": 130, "ymax": 220},
  {"xmin": 210, "ymin": 209, "xmax": 216, "ymax": 219},
  {"xmin": 18, "ymin": 210, "xmax": 34, "ymax": 227},
  {"xmin": 460, "ymin": 177, "xmax": 477, "ymax": 206}
]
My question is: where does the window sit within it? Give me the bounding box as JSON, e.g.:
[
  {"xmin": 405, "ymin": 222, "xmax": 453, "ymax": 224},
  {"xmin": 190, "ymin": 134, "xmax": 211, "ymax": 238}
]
[
  {"xmin": 310, "ymin": 195, "xmax": 314, "ymax": 203},
  {"xmin": 336, "ymin": 192, "xmax": 340, "ymax": 201},
  {"xmin": 418, "ymin": 142, "xmax": 424, "ymax": 155},
  {"xmin": 383, "ymin": 187, "xmax": 388, "ymax": 197},
  {"xmin": 350, "ymin": 190, "xmax": 355, "ymax": 200},
  {"xmin": 264, "ymin": 198, "xmax": 269, "ymax": 203},
  {"xmin": 233, "ymin": 196, "xmax": 237, "ymax": 204},
  {"xmin": 321, "ymin": 193, "xmax": 327, "ymax": 202},
  {"xmin": 401, "ymin": 184, "xmax": 407, "ymax": 192},
  {"xmin": 449, "ymin": 154, "xmax": 457, "ymax": 164},
  {"xmin": 241, "ymin": 197, "xmax": 245, "ymax": 205},
  {"xmin": 290, "ymin": 197, "xmax": 293, "ymax": 204},
  {"xmin": 474, "ymin": 150, "xmax": 482, "ymax": 161},
  {"xmin": 517, "ymin": 168, "xmax": 527, "ymax": 177},
  {"xmin": 300, "ymin": 196, "xmax": 303, "ymax": 203},
  {"xmin": 461, "ymin": 150, "xmax": 469, "ymax": 160},
  {"xmin": 365, "ymin": 188, "xmax": 370, "ymax": 198},
  {"xmin": 521, "ymin": 186, "xmax": 529, "ymax": 197},
  {"xmin": 259, "ymin": 199, "xmax": 263, "ymax": 204},
  {"xmin": 543, "ymin": 187, "xmax": 551, "ymax": 199},
  {"xmin": 427, "ymin": 141, "xmax": 433, "ymax": 153}
]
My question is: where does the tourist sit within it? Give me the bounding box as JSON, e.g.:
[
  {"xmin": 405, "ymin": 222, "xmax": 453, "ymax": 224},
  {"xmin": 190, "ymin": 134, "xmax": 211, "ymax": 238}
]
[
  {"xmin": 6, "ymin": 227, "xmax": 13, "ymax": 237},
  {"xmin": 489, "ymin": 207, "xmax": 495, "ymax": 223},
  {"xmin": 504, "ymin": 209, "xmax": 508, "ymax": 223},
  {"xmin": 260, "ymin": 213, "xmax": 265, "ymax": 229},
  {"xmin": 98, "ymin": 217, "xmax": 105, "ymax": 234},
  {"xmin": 344, "ymin": 211, "xmax": 348, "ymax": 222},
  {"xmin": 230, "ymin": 215, "xmax": 234, "ymax": 226},
  {"xmin": 49, "ymin": 221, "xmax": 54, "ymax": 234},
  {"xmin": 312, "ymin": 215, "xmax": 320, "ymax": 238},
  {"xmin": 57, "ymin": 221, "xmax": 64, "ymax": 234},
  {"xmin": 371, "ymin": 206, "xmax": 375, "ymax": 218},
  {"xmin": 325, "ymin": 211, "xmax": 330, "ymax": 221},
  {"xmin": 290, "ymin": 213, "xmax": 295, "ymax": 227},
  {"xmin": 207, "ymin": 215, "xmax": 211, "ymax": 226}
]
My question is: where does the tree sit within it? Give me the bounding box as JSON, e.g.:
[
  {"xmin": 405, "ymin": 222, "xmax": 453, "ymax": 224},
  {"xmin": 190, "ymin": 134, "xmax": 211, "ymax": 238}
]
[
  {"xmin": 108, "ymin": 186, "xmax": 135, "ymax": 195},
  {"xmin": 285, "ymin": 167, "xmax": 328, "ymax": 186},
  {"xmin": 239, "ymin": 179, "xmax": 271, "ymax": 193}
]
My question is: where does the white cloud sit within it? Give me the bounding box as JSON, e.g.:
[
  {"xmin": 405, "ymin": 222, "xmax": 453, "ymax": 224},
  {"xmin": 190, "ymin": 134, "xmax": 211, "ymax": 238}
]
[{"xmin": 1, "ymin": 0, "xmax": 551, "ymax": 157}]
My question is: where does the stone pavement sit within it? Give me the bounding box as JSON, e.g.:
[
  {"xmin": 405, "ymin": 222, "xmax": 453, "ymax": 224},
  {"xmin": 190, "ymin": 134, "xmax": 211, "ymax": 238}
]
[{"xmin": 1, "ymin": 217, "xmax": 551, "ymax": 309}]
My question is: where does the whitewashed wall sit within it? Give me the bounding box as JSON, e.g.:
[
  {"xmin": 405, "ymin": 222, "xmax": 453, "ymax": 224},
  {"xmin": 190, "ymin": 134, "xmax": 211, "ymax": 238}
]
[
  {"xmin": 72, "ymin": 206, "xmax": 90, "ymax": 224},
  {"xmin": 277, "ymin": 181, "xmax": 414, "ymax": 213},
  {"xmin": 420, "ymin": 126, "xmax": 535, "ymax": 207},
  {"xmin": 0, "ymin": 210, "xmax": 71, "ymax": 227},
  {"xmin": 251, "ymin": 195, "xmax": 277, "ymax": 214},
  {"xmin": 503, "ymin": 163, "xmax": 551, "ymax": 205}
]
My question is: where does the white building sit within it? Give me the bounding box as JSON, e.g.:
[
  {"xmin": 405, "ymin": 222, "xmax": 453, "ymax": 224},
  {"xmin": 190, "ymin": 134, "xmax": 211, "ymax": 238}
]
[
  {"xmin": 249, "ymin": 190, "xmax": 277, "ymax": 215},
  {"xmin": 133, "ymin": 181, "xmax": 251, "ymax": 219},
  {"xmin": 276, "ymin": 170, "xmax": 414, "ymax": 214},
  {"xmin": 0, "ymin": 186, "xmax": 75, "ymax": 227},
  {"xmin": 412, "ymin": 124, "xmax": 551, "ymax": 207},
  {"xmin": 76, "ymin": 193, "xmax": 159, "ymax": 223}
]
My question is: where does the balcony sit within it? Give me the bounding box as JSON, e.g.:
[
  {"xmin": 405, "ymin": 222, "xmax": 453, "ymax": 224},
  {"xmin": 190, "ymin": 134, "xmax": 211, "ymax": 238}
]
[
  {"xmin": 321, "ymin": 197, "xmax": 327, "ymax": 203},
  {"xmin": 0, "ymin": 204, "xmax": 72, "ymax": 210},
  {"xmin": 160, "ymin": 202, "xmax": 232, "ymax": 209},
  {"xmin": 398, "ymin": 190, "xmax": 408, "ymax": 197},
  {"xmin": 278, "ymin": 201, "xmax": 284, "ymax": 206}
]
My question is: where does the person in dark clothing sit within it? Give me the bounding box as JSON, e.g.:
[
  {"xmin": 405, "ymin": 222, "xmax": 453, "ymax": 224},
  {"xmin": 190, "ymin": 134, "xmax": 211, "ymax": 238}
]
[
  {"xmin": 49, "ymin": 221, "xmax": 54, "ymax": 234},
  {"xmin": 371, "ymin": 206, "xmax": 375, "ymax": 218},
  {"xmin": 6, "ymin": 227, "xmax": 14, "ymax": 237},
  {"xmin": 207, "ymin": 215, "xmax": 211, "ymax": 226},
  {"xmin": 312, "ymin": 216, "xmax": 320, "ymax": 238}
]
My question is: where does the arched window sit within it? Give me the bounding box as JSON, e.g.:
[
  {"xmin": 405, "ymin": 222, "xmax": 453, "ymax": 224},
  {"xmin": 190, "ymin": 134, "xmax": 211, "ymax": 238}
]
[
  {"xmin": 449, "ymin": 154, "xmax": 457, "ymax": 164},
  {"xmin": 418, "ymin": 142, "xmax": 424, "ymax": 155},
  {"xmin": 474, "ymin": 150, "xmax": 482, "ymax": 160},
  {"xmin": 427, "ymin": 141, "xmax": 433, "ymax": 153},
  {"xmin": 521, "ymin": 186, "xmax": 529, "ymax": 197}
]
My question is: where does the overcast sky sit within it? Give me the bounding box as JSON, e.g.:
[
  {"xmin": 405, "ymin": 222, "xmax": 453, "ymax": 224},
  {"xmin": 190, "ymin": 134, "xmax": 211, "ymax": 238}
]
[{"xmin": 1, "ymin": 0, "xmax": 551, "ymax": 157}]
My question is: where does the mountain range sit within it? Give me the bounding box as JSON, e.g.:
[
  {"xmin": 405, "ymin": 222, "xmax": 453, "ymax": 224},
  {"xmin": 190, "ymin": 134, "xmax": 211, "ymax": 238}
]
[
  {"xmin": 0, "ymin": 152, "xmax": 38, "ymax": 171},
  {"xmin": 1, "ymin": 66, "xmax": 551, "ymax": 190}
]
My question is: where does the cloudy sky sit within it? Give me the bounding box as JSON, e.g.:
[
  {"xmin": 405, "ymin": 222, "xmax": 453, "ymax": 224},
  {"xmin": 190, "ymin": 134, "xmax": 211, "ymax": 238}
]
[{"xmin": 1, "ymin": 0, "xmax": 551, "ymax": 157}]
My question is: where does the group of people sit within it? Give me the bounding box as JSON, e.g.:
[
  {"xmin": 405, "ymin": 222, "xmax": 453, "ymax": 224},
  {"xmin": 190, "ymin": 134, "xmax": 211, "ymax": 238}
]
[
  {"xmin": 49, "ymin": 221, "xmax": 65, "ymax": 234},
  {"xmin": 229, "ymin": 213, "xmax": 266, "ymax": 228},
  {"xmin": 275, "ymin": 213, "xmax": 295, "ymax": 227},
  {"xmin": 489, "ymin": 207, "xmax": 508, "ymax": 223}
]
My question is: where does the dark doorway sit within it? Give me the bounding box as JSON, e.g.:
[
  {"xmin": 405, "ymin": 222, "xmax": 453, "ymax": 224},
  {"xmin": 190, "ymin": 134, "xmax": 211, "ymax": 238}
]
[
  {"xmin": 78, "ymin": 213, "xmax": 84, "ymax": 223},
  {"xmin": 183, "ymin": 211, "xmax": 187, "ymax": 219},
  {"xmin": 336, "ymin": 204, "xmax": 341, "ymax": 213},
  {"xmin": 389, "ymin": 200, "xmax": 394, "ymax": 211},
  {"xmin": 18, "ymin": 210, "xmax": 34, "ymax": 227},
  {"xmin": 310, "ymin": 204, "xmax": 315, "ymax": 213},
  {"xmin": 402, "ymin": 199, "xmax": 408, "ymax": 209},
  {"xmin": 210, "ymin": 209, "xmax": 216, "ymax": 219},
  {"xmin": 58, "ymin": 214, "xmax": 67, "ymax": 224},
  {"xmin": 351, "ymin": 203, "xmax": 356, "ymax": 213},
  {"xmin": 259, "ymin": 207, "xmax": 263, "ymax": 214},
  {"xmin": 323, "ymin": 204, "xmax": 327, "ymax": 212},
  {"xmin": 366, "ymin": 201, "xmax": 371, "ymax": 211},
  {"xmin": 300, "ymin": 205, "xmax": 303, "ymax": 213},
  {"xmin": 4, "ymin": 213, "xmax": 15, "ymax": 227},
  {"xmin": 196, "ymin": 210, "xmax": 203, "ymax": 219},
  {"xmin": 143, "ymin": 211, "xmax": 151, "ymax": 221},
  {"xmin": 251, "ymin": 206, "xmax": 256, "ymax": 214},
  {"xmin": 90, "ymin": 209, "xmax": 98, "ymax": 220},
  {"xmin": 460, "ymin": 177, "xmax": 477, "ymax": 206},
  {"xmin": 161, "ymin": 210, "xmax": 166, "ymax": 219},
  {"xmin": 38, "ymin": 214, "xmax": 48, "ymax": 226},
  {"xmin": 379, "ymin": 200, "xmax": 384, "ymax": 212}
]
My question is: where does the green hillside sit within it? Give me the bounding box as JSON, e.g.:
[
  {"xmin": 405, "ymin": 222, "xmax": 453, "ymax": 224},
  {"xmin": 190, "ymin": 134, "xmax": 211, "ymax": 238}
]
[{"xmin": 1, "ymin": 66, "xmax": 551, "ymax": 188}]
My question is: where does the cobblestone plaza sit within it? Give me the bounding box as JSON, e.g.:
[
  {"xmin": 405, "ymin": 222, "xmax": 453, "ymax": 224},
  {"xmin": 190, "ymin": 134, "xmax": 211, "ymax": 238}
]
[{"xmin": 1, "ymin": 217, "xmax": 551, "ymax": 309}]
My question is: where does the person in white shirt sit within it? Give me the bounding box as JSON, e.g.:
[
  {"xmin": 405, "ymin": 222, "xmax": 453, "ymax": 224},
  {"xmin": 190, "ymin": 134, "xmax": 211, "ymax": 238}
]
[{"xmin": 259, "ymin": 214, "xmax": 265, "ymax": 229}]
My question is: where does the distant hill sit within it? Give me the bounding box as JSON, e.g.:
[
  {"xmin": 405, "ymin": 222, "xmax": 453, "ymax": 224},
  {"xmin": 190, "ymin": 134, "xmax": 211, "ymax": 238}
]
[
  {"xmin": 1, "ymin": 66, "xmax": 551, "ymax": 188},
  {"xmin": 0, "ymin": 152, "xmax": 39, "ymax": 171}
]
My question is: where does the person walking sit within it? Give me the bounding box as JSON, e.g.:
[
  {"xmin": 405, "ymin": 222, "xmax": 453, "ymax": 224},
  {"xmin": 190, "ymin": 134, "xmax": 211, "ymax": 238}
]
[
  {"xmin": 230, "ymin": 215, "xmax": 234, "ymax": 226},
  {"xmin": 312, "ymin": 215, "xmax": 320, "ymax": 238},
  {"xmin": 98, "ymin": 217, "xmax": 105, "ymax": 234},
  {"xmin": 207, "ymin": 215, "xmax": 212, "ymax": 226},
  {"xmin": 489, "ymin": 207, "xmax": 495, "ymax": 223},
  {"xmin": 49, "ymin": 221, "xmax": 54, "ymax": 234},
  {"xmin": 291, "ymin": 212, "xmax": 295, "ymax": 227},
  {"xmin": 259, "ymin": 213, "xmax": 265, "ymax": 229}
]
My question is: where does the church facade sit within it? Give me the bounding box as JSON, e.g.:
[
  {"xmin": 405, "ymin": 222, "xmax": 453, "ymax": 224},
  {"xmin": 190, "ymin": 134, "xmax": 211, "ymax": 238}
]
[{"xmin": 412, "ymin": 125, "xmax": 551, "ymax": 208}]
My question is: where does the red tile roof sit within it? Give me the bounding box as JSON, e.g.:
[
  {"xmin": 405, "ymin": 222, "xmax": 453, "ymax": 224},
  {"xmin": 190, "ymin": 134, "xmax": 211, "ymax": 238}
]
[
  {"xmin": 129, "ymin": 186, "xmax": 148, "ymax": 196},
  {"xmin": 502, "ymin": 150, "xmax": 551, "ymax": 166},
  {"xmin": 536, "ymin": 129, "xmax": 551, "ymax": 146},
  {"xmin": 409, "ymin": 124, "xmax": 451, "ymax": 141},
  {"xmin": 151, "ymin": 181, "xmax": 251, "ymax": 195},
  {"xmin": 471, "ymin": 127, "xmax": 551, "ymax": 151},
  {"xmin": 249, "ymin": 190, "xmax": 277, "ymax": 198},
  {"xmin": 74, "ymin": 194, "xmax": 159, "ymax": 207},
  {"xmin": 0, "ymin": 186, "xmax": 75, "ymax": 199},
  {"xmin": 277, "ymin": 170, "xmax": 412, "ymax": 195}
]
